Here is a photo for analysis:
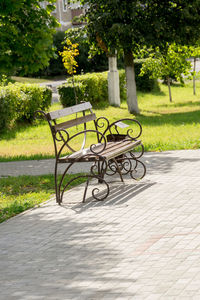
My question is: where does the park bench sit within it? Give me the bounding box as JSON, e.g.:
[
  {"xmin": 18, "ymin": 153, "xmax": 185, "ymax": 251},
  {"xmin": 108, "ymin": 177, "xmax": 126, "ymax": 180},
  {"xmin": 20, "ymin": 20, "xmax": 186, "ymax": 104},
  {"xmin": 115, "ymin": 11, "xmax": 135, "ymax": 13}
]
[{"xmin": 36, "ymin": 102, "xmax": 146, "ymax": 204}]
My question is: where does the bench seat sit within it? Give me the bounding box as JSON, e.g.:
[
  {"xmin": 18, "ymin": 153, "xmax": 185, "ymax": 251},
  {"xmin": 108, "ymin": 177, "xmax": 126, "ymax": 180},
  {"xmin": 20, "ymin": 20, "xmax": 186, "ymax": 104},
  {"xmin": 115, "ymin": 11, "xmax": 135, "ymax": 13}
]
[{"xmin": 58, "ymin": 139, "xmax": 141, "ymax": 162}]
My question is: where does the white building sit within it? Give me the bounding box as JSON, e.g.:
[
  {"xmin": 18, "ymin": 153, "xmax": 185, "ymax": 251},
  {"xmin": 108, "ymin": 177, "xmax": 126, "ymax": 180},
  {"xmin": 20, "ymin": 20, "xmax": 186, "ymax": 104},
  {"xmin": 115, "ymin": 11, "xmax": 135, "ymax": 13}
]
[{"xmin": 41, "ymin": 1, "xmax": 85, "ymax": 31}]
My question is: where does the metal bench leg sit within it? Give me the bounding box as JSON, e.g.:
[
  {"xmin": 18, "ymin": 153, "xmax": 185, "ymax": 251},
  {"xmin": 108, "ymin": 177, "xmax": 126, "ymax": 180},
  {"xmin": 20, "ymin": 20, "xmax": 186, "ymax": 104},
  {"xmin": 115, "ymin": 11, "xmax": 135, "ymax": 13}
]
[
  {"xmin": 55, "ymin": 161, "xmax": 62, "ymax": 205},
  {"xmin": 98, "ymin": 160, "xmax": 108, "ymax": 184},
  {"xmin": 83, "ymin": 179, "xmax": 90, "ymax": 203},
  {"xmin": 112, "ymin": 158, "xmax": 124, "ymax": 183}
]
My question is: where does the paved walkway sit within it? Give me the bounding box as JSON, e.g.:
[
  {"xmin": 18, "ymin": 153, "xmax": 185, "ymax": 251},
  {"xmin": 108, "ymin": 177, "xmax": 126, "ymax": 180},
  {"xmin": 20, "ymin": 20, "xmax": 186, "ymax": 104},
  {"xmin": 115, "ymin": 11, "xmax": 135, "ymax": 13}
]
[
  {"xmin": 0, "ymin": 159, "xmax": 90, "ymax": 177},
  {"xmin": 1, "ymin": 150, "xmax": 200, "ymax": 299}
]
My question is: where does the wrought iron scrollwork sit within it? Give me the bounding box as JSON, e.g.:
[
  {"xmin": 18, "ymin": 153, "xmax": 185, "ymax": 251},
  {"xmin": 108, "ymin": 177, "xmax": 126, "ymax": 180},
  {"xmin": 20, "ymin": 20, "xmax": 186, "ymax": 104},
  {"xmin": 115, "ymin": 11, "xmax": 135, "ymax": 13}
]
[
  {"xmin": 54, "ymin": 129, "xmax": 70, "ymax": 143},
  {"xmin": 105, "ymin": 151, "xmax": 146, "ymax": 181},
  {"xmin": 57, "ymin": 129, "xmax": 107, "ymax": 158},
  {"xmin": 57, "ymin": 154, "xmax": 109, "ymax": 204},
  {"xmin": 96, "ymin": 118, "xmax": 143, "ymax": 142}
]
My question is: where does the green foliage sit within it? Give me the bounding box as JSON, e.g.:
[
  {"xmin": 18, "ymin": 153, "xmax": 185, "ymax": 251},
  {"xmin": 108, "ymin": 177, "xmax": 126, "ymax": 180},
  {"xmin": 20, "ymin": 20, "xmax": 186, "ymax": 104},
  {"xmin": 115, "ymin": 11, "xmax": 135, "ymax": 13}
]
[
  {"xmin": 58, "ymin": 82, "xmax": 85, "ymax": 107},
  {"xmin": 140, "ymin": 44, "xmax": 192, "ymax": 84},
  {"xmin": 0, "ymin": 83, "xmax": 51, "ymax": 130},
  {"xmin": 58, "ymin": 68, "xmax": 157, "ymax": 107},
  {"xmin": 30, "ymin": 31, "xmax": 66, "ymax": 77},
  {"xmin": 0, "ymin": 0, "xmax": 58, "ymax": 76},
  {"xmin": 74, "ymin": 72, "xmax": 109, "ymax": 104},
  {"xmin": 59, "ymin": 72, "xmax": 108, "ymax": 107},
  {"xmin": 29, "ymin": 28, "xmax": 109, "ymax": 77},
  {"xmin": 16, "ymin": 84, "xmax": 52, "ymax": 121},
  {"xmin": 134, "ymin": 61, "xmax": 159, "ymax": 92},
  {"xmin": 64, "ymin": 27, "xmax": 109, "ymax": 74},
  {"xmin": 0, "ymin": 87, "xmax": 19, "ymax": 129},
  {"xmin": 79, "ymin": 0, "xmax": 200, "ymax": 53},
  {"xmin": 77, "ymin": 0, "xmax": 200, "ymax": 112},
  {"xmin": 0, "ymin": 74, "xmax": 9, "ymax": 86},
  {"xmin": 60, "ymin": 39, "xmax": 80, "ymax": 75}
]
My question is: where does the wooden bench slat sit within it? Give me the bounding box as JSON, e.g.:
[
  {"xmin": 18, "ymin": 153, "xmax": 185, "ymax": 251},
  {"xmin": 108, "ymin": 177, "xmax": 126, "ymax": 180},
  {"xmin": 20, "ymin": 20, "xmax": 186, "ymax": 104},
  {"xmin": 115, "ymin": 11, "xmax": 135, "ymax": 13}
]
[
  {"xmin": 54, "ymin": 113, "xmax": 96, "ymax": 131},
  {"xmin": 59, "ymin": 139, "xmax": 141, "ymax": 162},
  {"xmin": 104, "ymin": 140, "xmax": 141, "ymax": 160},
  {"xmin": 48, "ymin": 102, "xmax": 92, "ymax": 120}
]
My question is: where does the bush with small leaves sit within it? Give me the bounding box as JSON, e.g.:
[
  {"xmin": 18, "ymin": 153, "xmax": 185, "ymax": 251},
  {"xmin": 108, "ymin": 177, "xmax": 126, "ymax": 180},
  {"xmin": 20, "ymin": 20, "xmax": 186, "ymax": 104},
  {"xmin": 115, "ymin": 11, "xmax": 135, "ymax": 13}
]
[{"xmin": 0, "ymin": 83, "xmax": 52, "ymax": 131}]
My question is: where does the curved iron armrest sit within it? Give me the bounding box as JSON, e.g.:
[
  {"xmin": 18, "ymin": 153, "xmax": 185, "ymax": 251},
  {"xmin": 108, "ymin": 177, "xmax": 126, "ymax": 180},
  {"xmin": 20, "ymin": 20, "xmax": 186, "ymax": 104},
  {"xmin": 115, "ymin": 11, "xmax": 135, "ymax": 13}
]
[
  {"xmin": 34, "ymin": 110, "xmax": 48, "ymax": 121},
  {"xmin": 95, "ymin": 117, "xmax": 142, "ymax": 143},
  {"xmin": 56, "ymin": 129, "xmax": 108, "ymax": 159}
]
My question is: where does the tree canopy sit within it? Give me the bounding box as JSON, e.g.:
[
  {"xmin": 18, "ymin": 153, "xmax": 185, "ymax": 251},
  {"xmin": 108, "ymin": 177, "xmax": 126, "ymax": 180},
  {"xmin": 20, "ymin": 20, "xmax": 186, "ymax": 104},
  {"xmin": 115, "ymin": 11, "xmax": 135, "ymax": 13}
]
[
  {"xmin": 79, "ymin": 0, "xmax": 200, "ymax": 53},
  {"xmin": 0, "ymin": 0, "xmax": 59, "ymax": 75},
  {"xmin": 74, "ymin": 0, "xmax": 200, "ymax": 113}
]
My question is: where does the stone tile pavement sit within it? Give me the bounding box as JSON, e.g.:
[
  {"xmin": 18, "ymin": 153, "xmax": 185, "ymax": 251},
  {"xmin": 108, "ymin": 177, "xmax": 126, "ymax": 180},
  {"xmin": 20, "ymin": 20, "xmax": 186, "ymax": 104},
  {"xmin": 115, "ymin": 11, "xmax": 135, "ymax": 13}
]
[
  {"xmin": 0, "ymin": 159, "xmax": 90, "ymax": 177},
  {"xmin": 1, "ymin": 150, "xmax": 200, "ymax": 299}
]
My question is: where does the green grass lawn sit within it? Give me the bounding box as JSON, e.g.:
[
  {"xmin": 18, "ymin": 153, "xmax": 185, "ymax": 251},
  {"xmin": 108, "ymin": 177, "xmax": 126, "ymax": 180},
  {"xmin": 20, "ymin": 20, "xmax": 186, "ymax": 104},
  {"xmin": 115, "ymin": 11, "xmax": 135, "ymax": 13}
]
[
  {"xmin": 0, "ymin": 174, "xmax": 86, "ymax": 223},
  {"xmin": 0, "ymin": 81, "xmax": 200, "ymax": 161},
  {"xmin": 11, "ymin": 75, "xmax": 66, "ymax": 84},
  {"xmin": 11, "ymin": 75, "xmax": 67, "ymax": 84}
]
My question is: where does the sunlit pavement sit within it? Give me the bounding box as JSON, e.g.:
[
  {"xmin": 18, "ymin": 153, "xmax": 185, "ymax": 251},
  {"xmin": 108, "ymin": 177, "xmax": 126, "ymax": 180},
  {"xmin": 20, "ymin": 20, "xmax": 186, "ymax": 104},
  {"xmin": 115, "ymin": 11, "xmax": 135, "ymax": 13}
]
[{"xmin": 1, "ymin": 150, "xmax": 200, "ymax": 299}]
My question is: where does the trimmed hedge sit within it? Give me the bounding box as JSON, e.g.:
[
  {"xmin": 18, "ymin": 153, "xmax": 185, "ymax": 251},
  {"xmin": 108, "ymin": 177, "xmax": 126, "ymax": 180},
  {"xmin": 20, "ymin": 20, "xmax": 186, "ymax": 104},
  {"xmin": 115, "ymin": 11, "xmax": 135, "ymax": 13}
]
[
  {"xmin": 58, "ymin": 64, "xmax": 158, "ymax": 108},
  {"xmin": 58, "ymin": 82, "xmax": 85, "ymax": 107},
  {"xmin": 0, "ymin": 83, "xmax": 52, "ymax": 130},
  {"xmin": 58, "ymin": 72, "xmax": 109, "ymax": 107}
]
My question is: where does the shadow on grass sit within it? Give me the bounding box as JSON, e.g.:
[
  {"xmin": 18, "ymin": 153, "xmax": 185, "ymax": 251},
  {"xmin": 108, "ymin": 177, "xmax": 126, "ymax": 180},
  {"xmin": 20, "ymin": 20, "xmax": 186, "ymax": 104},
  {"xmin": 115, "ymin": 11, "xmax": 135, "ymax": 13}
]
[
  {"xmin": 138, "ymin": 109, "xmax": 200, "ymax": 126},
  {"xmin": 92, "ymin": 101, "xmax": 110, "ymax": 110},
  {"xmin": 138, "ymin": 88, "xmax": 166, "ymax": 97},
  {"xmin": 158, "ymin": 100, "xmax": 200, "ymax": 109},
  {"xmin": 0, "ymin": 120, "xmax": 47, "ymax": 141}
]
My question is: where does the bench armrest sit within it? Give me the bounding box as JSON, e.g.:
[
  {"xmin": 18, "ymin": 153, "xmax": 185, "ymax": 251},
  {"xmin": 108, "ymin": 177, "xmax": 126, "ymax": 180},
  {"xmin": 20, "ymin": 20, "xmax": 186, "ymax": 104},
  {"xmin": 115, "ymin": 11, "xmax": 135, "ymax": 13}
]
[{"xmin": 95, "ymin": 117, "xmax": 142, "ymax": 142}]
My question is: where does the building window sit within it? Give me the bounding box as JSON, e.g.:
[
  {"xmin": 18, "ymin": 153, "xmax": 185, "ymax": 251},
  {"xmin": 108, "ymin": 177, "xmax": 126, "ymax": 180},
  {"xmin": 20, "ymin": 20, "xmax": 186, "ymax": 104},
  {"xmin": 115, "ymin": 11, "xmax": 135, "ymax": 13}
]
[{"xmin": 63, "ymin": 0, "xmax": 68, "ymax": 12}]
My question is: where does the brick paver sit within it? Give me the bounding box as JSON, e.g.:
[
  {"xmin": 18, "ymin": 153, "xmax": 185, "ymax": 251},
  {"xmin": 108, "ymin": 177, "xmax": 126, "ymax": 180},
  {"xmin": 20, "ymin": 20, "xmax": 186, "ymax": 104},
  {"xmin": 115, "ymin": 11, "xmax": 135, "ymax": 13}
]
[{"xmin": 0, "ymin": 150, "xmax": 200, "ymax": 299}]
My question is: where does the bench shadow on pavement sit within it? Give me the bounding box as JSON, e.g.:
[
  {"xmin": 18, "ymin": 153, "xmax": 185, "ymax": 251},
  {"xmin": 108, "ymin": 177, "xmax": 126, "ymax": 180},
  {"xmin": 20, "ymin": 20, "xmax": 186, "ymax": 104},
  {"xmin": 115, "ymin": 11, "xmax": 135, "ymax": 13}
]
[{"xmin": 62, "ymin": 181, "xmax": 156, "ymax": 214}]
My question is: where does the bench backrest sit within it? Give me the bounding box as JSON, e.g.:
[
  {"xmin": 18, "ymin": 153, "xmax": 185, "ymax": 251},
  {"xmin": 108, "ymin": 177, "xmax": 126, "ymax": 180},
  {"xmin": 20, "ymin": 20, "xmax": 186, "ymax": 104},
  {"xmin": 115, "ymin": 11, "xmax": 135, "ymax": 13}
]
[
  {"xmin": 47, "ymin": 102, "xmax": 96, "ymax": 131},
  {"xmin": 46, "ymin": 102, "xmax": 98, "ymax": 155}
]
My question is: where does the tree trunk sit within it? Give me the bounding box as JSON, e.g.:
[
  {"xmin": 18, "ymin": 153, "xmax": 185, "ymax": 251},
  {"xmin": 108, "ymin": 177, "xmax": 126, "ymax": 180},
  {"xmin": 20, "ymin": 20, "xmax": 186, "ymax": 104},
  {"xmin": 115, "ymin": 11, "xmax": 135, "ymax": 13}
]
[
  {"xmin": 124, "ymin": 49, "xmax": 140, "ymax": 114},
  {"xmin": 167, "ymin": 76, "xmax": 172, "ymax": 102},
  {"xmin": 108, "ymin": 55, "xmax": 120, "ymax": 106},
  {"xmin": 193, "ymin": 57, "xmax": 196, "ymax": 95}
]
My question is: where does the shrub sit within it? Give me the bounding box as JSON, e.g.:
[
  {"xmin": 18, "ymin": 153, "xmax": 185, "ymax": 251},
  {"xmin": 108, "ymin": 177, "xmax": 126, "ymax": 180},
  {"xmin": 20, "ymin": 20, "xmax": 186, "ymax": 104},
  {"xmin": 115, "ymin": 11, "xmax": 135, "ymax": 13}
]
[
  {"xmin": 42, "ymin": 87, "xmax": 52, "ymax": 109},
  {"xmin": 58, "ymin": 72, "xmax": 108, "ymax": 107},
  {"xmin": 58, "ymin": 82, "xmax": 85, "ymax": 107},
  {"xmin": 0, "ymin": 87, "xmax": 19, "ymax": 129},
  {"xmin": 73, "ymin": 72, "xmax": 108, "ymax": 103},
  {"xmin": 58, "ymin": 67, "xmax": 158, "ymax": 108},
  {"xmin": 0, "ymin": 83, "xmax": 51, "ymax": 130},
  {"xmin": 16, "ymin": 84, "xmax": 52, "ymax": 121},
  {"xmin": 134, "ymin": 60, "xmax": 159, "ymax": 92}
]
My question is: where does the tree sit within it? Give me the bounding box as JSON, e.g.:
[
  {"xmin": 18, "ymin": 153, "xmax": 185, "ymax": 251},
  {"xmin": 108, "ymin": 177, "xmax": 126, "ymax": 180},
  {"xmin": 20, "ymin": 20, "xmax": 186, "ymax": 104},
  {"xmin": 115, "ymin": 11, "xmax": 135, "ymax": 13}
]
[
  {"xmin": 64, "ymin": 27, "xmax": 109, "ymax": 74},
  {"xmin": 140, "ymin": 44, "xmax": 192, "ymax": 102},
  {"xmin": 189, "ymin": 45, "xmax": 200, "ymax": 95},
  {"xmin": 75, "ymin": 0, "xmax": 200, "ymax": 114},
  {"xmin": 0, "ymin": 0, "xmax": 58, "ymax": 76},
  {"xmin": 60, "ymin": 38, "xmax": 80, "ymax": 104}
]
